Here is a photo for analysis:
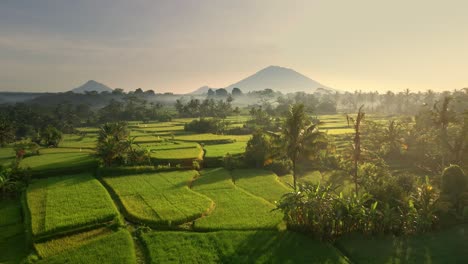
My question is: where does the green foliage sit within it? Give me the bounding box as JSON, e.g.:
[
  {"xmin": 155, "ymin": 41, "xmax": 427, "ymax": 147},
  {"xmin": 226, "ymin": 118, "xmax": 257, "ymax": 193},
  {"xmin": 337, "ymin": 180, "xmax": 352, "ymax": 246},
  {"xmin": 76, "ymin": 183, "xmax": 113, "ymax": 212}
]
[
  {"xmin": 276, "ymin": 179, "xmax": 440, "ymax": 241},
  {"xmin": 283, "ymin": 103, "xmax": 325, "ymax": 190},
  {"xmin": 26, "ymin": 174, "xmax": 120, "ymax": 240},
  {"xmin": 40, "ymin": 125, "xmax": 63, "ymax": 147},
  {"xmin": 0, "ymin": 164, "xmax": 31, "ymax": 197},
  {"xmin": 441, "ymin": 165, "xmax": 467, "ymax": 196},
  {"xmin": 244, "ymin": 130, "xmax": 272, "ymax": 168},
  {"xmin": 0, "ymin": 117, "xmax": 15, "ymax": 147},
  {"xmin": 266, "ymin": 159, "xmax": 292, "ymax": 176},
  {"xmin": 184, "ymin": 118, "xmax": 227, "ymax": 134},
  {"xmin": 141, "ymin": 230, "xmax": 348, "ymax": 264}
]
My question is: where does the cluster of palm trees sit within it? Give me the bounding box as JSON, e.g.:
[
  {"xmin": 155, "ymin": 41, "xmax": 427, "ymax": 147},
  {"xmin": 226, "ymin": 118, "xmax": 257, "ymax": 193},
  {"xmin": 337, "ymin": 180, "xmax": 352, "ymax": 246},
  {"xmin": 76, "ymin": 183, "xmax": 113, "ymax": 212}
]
[{"xmin": 96, "ymin": 122, "xmax": 150, "ymax": 167}]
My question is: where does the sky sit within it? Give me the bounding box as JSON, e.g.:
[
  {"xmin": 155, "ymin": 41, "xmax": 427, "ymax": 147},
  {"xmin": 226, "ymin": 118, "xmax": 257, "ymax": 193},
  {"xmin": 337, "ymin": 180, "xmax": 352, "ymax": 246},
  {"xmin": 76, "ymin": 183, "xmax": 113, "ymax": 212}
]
[{"xmin": 1, "ymin": 0, "xmax": 468, "ymax": 93}]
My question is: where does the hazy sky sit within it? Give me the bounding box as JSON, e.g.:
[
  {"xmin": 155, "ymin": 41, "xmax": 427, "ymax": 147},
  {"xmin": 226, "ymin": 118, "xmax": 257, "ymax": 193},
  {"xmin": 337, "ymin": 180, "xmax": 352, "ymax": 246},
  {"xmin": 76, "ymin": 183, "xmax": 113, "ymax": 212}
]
[{"xmin": 1, "ymin": 0, "xmax": 468, "ymax": 93}]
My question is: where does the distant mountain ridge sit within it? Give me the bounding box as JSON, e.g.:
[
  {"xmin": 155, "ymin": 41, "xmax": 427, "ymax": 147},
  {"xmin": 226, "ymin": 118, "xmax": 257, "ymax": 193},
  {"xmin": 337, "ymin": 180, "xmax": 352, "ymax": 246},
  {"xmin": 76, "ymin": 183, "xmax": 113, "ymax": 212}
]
[
  {"xmin": 190, "ymin": 66, "xmax": 334, "ymax": 95},
  {"xmin": 71, "ymin": 80, "xmax": 113, "ymax": 94}
]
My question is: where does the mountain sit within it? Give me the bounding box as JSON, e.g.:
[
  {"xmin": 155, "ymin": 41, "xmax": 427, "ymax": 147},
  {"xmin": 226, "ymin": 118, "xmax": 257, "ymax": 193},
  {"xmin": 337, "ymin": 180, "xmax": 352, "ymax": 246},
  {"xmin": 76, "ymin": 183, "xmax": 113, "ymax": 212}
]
[
  {"xmin": 189, "ymin": 85, "xmax": 215, "ymax": 95},
  {"xmin": 71, "ymin": 80, "xmax": 113, "ymax": 94},
  {"xmin": 188, "ymin": 66, "xmax": 335, "ymax": 95},
  {"xmin": 225, "ymin": 66, "xmax": 333, "ymax": 94}
]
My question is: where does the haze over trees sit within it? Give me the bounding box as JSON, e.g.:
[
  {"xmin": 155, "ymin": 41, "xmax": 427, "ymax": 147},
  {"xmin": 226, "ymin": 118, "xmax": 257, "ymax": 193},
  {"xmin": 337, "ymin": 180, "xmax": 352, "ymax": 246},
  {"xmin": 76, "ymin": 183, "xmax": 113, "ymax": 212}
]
[{"xmin": 1, "ymin": 78, "xmax": 468, "ymax": 262}]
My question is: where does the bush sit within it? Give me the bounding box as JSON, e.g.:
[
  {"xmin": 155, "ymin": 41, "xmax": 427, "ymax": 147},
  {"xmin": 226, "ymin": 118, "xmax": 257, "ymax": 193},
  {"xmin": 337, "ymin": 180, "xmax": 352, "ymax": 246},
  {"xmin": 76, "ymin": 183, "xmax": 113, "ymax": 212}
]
[
  {"xmin": 266, "ymin": 159, "xmax": 291, "ymax": 176},
  {"xmin": 441, "ymin": 165, "xmax": 467, "ymax": 197},
  {"xmin": 244, "ymin": 130, "xmax": 272, "ymax": 168},
  {"xmin": 223, "ymin": 153, "xmax": 244, "ymax": 170},
  {"xmin": 192, "ymin": 160, "xmax": 201, "ymax": 171},
  {"xmin": 184, "ymin": 118, "xmax": 226, "ymax": 134}
]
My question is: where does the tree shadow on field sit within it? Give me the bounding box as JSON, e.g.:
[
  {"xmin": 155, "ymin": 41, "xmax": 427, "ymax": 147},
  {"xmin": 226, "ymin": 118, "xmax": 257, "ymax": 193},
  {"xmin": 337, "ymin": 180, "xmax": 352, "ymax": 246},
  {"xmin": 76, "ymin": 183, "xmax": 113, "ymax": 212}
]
[
  {"xmin": 336, "ymin": 224, "xmax": 468, "ymax": 263},
  {"xmin": 218, "ymin": 230, "xmax": 348, "ymax": 263}
]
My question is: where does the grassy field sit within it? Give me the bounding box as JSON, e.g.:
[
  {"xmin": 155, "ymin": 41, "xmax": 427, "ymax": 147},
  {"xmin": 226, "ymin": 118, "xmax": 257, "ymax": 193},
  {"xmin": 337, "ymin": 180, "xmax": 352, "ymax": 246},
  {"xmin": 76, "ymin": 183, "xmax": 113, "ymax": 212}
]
[
  {"xmin": 36, "ymin": 229, "xmax": 136, "ymax": 264},
  {"xmin": 0, "ymin": 199, "xmax": 28, "ymax": 264},
  {"xmin": 26, "ymin": 173, "xmax": 119, "ymax": 239},
  {"xmin": 103, "ymin": 170, "xmax": 213, "ymax": 226},
  {"xmin": 6, "ymin": 114, "xmax": 467, "ymax": 262},
  {"xmin": 34, "ymin": 227, "xmax": 113, "ymax": 258},
  {"xmin": 141, "ymin": 230, "xmax": 349, "ymax": 264},
  {"xmin": 336, "ymin": 224, "xmax": 468, "ymax": 263},
  {"xmin": 192, "ymin": 168, "xmax": 283, "ymax": 230},
  {"xmin": 0, "ymin": 147, "xmax": 15, "ymax": 166},
  {"xmin": 146, "ymin": 142, "xmax": 203, "ymax": 160},
  {"xmin": 232, "ymin": 169, "xmax": 291, "ymax": 203},
  {"xmin": 174, "ymin": 133, "xmax": 251, "ymax": 144},
  {"xmin": 21, "ymin": 148, "xmax": 97, "ymax": 175},
  {"xmin": 60, "ymin": 134, "xmax": 97, "ymax": 149},
  {"xmin": 204, "ymin": 141, "xmax": 247, "ymax": 158}
]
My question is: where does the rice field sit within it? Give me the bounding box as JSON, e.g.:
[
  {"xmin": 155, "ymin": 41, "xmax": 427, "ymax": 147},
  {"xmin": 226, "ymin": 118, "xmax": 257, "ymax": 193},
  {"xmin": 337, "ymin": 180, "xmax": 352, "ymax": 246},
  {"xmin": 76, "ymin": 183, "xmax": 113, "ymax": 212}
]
[
  {"xmin": 20, "ymin": 148, "xmax": 98, "ymax": 174},
  {"xmin": 0, "ymin": 147, "xmax": 15, "ymax": 166},
  {"xmin": 174, "ymin": 133, "xmax": 251, "ymax": 144},
  {"xmin": 35, "ymin": 229, "xmax": 136, "ymax": 264},
  {"xmin": 102, "ymin": 170, "xmax": 213, "ymax": 226},
  {"xmin": 26, "ymin": 173, "xmax": 120, "ymax": 239},
  {"xmin": 231, "ymin": 169, "xmax": 291, "ymax": 203},
  {"xmin": 147, "ymin": 142, "xmax": 203, "ymax": 160},
  {"xmin": 6, "ymin": 114, "xmax": 452, "ymax": 263},
  {"xmin": 141, "ymin": 230, "xmax": 349, "ymax": 264},
  {"xmin": 34, "ymin": 227, "xmax": 113, "ymax": 258},
  {"xmin": 204, "ymin": 141, "xmax": 247, "ymax": 158},
  {"xmin": 0, "ymin": 199, "xmax": 28, "ymax": 264},
  {"xmin": 336, "ymin": 224, "xmax": 468, "ymax": 263},
  {"xmin": 192, "ymin": 168, "xmax": 283, "ymax": 230},
  {"xmin": 60, "ymin": 134, "xmax": 97, "ymax": 149}
]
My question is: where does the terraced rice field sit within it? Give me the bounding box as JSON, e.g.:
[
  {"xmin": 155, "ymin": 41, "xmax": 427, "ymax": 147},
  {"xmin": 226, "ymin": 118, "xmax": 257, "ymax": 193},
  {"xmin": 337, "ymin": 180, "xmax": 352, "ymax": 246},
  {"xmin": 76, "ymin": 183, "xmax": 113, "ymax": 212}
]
[
  {"xmin": 204, "ymin": 141, "xmax": 247, "ymax": 158},
  {"xmin": 192, "ymin": 168, "xmax": 283, "ymax": 230},
  {"xmin": 0, "ymin": 147, "xmax": 15, "ymax": 166},
  {"xmin": 60, "ymin": 134, "xmax": 97, "ymax": 149},
  {"xmin": 35, "ymin": 229, "xmax": 136, "ymax": 264},
  {"xmin": 141, "ymin": 230, "xmax": 349, "ymax": 264},
  {"xmin": 21, "ymin": 148, "xmax": 97, "ymax": 175},
  {"xmin": 0, "ymin": 200, "xmax": 28, "ymax": 264},
  {"xmin": 231, "ymin": 169, "xmax": 291, "ymax": 203},
  {"xmin": 146, "ymin": 142, "xmax": 203, "ymax": 160},
  {"xmin": 102, "ymin": 170, "xmax": 213, "ymax": 226},
  {"xmin": 174, "ymin": 133, "xmax": 251, "ymax": 144},
  {"xmin": 26, "ymin": 173, "xmax": 119, "ymax": 239},
  {"xmin": 336, "ymin": 224, "xmax": 468, "ymax": 263}
]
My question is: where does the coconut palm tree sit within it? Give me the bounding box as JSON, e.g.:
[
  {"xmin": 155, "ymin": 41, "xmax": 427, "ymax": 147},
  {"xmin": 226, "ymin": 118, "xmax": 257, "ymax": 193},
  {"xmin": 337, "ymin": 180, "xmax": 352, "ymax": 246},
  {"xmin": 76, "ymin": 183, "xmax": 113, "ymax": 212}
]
[
  {"xmin": 283, "ymin": 104, "xmax": 324, "ymax": 191},
  {"xmin": 97, "ymin": 122, "xmax": 129, "ymax": 166},
  {"xmin": 347, "ymin": 105, "xmax": 365, "ymax": 196}
]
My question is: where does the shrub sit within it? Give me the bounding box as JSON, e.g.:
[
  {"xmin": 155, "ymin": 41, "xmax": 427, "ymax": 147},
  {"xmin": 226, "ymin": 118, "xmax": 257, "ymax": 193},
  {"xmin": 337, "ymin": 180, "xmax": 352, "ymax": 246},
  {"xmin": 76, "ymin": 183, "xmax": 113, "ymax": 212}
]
[
  {"xmin": 223, "ymin": 154, "xmax": 244, "ymax": 170},
  {"xmin": 244, "ymin": 130, "xmax": 272, "ymax": 168},
  {"xmin": 184, "ymin": 119, "xmax": 226, "ymax": 134},
  {"xmin": 441, "ymin": 165, "xmax": 467, "ymax": 196},
  {"xmin": 192, "ymin": 160, "xmax": 201, "ymax": 171},
  {"xmin": 266, "ymin": 159, "xmax": 291, "ymax": 176}
]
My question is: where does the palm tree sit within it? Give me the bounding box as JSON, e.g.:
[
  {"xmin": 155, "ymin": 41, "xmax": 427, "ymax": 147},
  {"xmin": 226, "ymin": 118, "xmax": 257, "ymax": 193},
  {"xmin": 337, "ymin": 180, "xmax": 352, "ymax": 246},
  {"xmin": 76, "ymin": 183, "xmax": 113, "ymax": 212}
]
[
  {"xmin": 97, "ymin": 122, "xmax": 129, "ymax": 166},
  {"xmin": 283, "ymin": 104, "xmax": 324, "ymax": 191},
  {"xmin": 347, "ymin": 105, "xmax": 365, "ymax": 196}
]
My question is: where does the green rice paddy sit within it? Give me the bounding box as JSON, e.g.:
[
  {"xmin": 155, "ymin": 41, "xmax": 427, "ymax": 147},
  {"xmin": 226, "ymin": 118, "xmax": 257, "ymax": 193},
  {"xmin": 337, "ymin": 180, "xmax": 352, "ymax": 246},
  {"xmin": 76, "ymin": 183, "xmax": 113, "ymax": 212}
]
[
  {"xmin": 102, "ymin": 170, "xmax": 213, "ymax": 226},
  {"xmin": 26, "ymin": 173, "xmax": 119, "ymax": 239}
]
